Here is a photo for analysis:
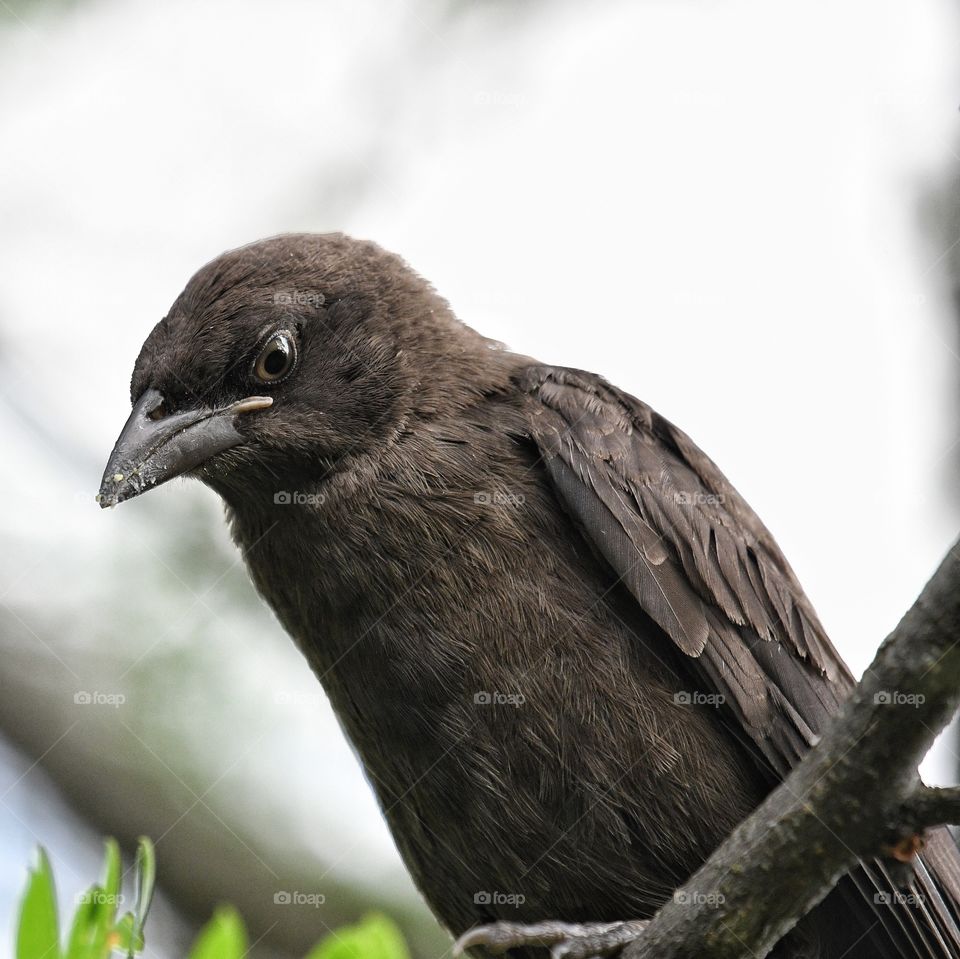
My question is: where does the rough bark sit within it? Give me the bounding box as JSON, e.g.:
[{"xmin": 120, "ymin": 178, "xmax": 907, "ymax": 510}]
[{"xmin": 623, "ymin": 539, "xmax": 960, "ymax": 959}]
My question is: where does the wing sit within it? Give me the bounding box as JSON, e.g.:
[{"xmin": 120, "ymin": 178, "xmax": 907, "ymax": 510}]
[{"xmin": 516, "ymin": 363, "xmax": 960, "ymax": 959}]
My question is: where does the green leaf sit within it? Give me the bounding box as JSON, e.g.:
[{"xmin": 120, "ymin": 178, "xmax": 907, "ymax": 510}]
[
  {"xmin": 111, "ymin": 914, "xmax": 144, "ymax": 954},
  {"xmin": 63, "ymin": 894, "xmax": 97, "ymax": 959},
  {"xmin": 187, "ymin": 906, "xmax": 247, "ymax": 959},
  {"xmin": 128, "ymin": 837, "xmax": 156, "ymax": 958},
  {"xmin": 16, "ymin": 848, "xmax": 60, "ymax": 959},
  {"xmin": 101, "ymin": 840, "xmax": 121, "ymax": 904},
  {"xmin": 305, "ymin": 914, "xmax": 409, "ymax": 959},
  {"xmin": 65, "ymin": 840, "xmax": 124, "ymax": 959}
]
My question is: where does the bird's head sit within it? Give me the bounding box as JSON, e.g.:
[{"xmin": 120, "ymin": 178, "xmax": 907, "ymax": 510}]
[{"xmin": 98, "ymin": 233, "xmax": 496, "ymax": 509}]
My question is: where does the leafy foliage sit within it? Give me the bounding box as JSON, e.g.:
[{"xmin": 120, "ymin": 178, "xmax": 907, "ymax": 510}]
[
  {"xmin": 187, "ymin": 906, "xmax": 247, "ymax": 959},
  {"xmin": 16, "ymin": 848, "xmax": 58, "ymax": 959},
  {"xmin": 15, "ymin": 840, "xmax": 409, "ymax": 959},
  {"xmin": 305, "ymin": 912, "xmax": 410, "ymax": 959}
]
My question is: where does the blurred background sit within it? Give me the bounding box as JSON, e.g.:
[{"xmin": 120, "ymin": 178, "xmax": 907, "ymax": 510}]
[{"xmin": 1, "ymin": 0, "xmax": 960, "ymax": 955}]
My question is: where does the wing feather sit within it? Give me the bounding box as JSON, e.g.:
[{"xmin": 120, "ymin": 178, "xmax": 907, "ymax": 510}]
[{"xmin": 517, "ymin": 363, "xmax": 960, "ymax": 959}]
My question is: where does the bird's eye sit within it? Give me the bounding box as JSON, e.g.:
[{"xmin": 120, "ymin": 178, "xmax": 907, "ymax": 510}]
[{"xmin": 253, "ymin": 332, "xmax": 297, "ymax": 384}]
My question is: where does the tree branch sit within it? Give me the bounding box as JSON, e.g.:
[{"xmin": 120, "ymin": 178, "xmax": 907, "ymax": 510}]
[
  {"xmin": 623, "ymin": 539, "xmax": 960, "ymax": 959},
  {"xmin": 904, "ymin": 786, "xmax": 960, "ymax": 832}
]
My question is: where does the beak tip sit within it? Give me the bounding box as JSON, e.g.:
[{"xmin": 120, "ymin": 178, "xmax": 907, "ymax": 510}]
[
  {"xmin": 97, "ymin": 388, "xmax": 254, "ymax": 512},
  {"xmin": 95, "ymin": 483, "xmax": 119, "ymax": 508},
  {"xmin": 97, "ymin": 470, "xmax": 136, "ymax": 509}
]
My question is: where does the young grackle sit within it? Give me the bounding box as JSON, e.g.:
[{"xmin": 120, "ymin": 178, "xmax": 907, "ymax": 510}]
[{"xmin": 99, "ymin": 234, "xmax": 960, "ymax": 958}]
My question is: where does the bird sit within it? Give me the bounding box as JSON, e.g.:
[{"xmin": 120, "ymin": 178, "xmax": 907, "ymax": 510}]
[{"xmin": 98, "ymin": 233, "xmax": 960, "ymax": 958}]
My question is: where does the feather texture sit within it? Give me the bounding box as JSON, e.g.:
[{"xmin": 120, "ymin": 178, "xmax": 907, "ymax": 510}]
[{"xmin": 518, "ymin": 363, "xmax": 960, "ymax": 959}]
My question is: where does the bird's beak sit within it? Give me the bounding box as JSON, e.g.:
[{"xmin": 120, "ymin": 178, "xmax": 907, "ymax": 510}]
[{"xmin": 97, "ymin": 388, "xmax": 273, "ymax": 508}]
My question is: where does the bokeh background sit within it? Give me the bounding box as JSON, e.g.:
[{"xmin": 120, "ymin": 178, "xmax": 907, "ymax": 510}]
[{"xmin": 2, "ymin": 0, "xmax": 960, "ymax": 955}]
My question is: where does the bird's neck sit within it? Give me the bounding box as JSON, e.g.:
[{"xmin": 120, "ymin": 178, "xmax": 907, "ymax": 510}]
[{"xmin": 219, "ymin": 405, "xmax": 538, "ymax": 761}]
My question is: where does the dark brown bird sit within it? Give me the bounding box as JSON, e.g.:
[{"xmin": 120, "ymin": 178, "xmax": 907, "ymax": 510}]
[{"xmin": 99, "ymin": 234, "xmax": 960, "ymax": 959}]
